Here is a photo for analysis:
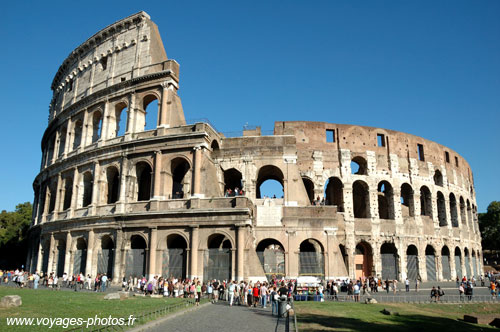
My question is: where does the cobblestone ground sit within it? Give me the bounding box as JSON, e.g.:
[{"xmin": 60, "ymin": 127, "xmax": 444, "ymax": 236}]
[{"xmin": 147, "ymin": 301, "xmax": 287, "ymax": 332}]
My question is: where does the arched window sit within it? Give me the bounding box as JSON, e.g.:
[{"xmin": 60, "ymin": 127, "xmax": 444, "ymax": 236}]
[
  {"xmin": 425, "ymin": 245, "xmax": 437, "ymax": 281},
  {"xmin": 459, "ymin": 197, "xmax": 466, "ymax": 226},
  {"xmin": 466, "ymin": 200, "xmax": 472, "ymax": 229},
  {"xmin": 302, "ymin": 177, "xmax": 314, "ymax": 204},
  {"xmin": 164, "ymin": 234, "xmax": 187, "ymax": 279},
  {"xmin": 143, "ymin": 95, "xmax": 158, "ymax": 131},
  {"xmin": 455, "ymin": 247, "xmax": 462, "ymax": 279},
  {"xmin": 437, "ymin": 191, "xmax": 447, "ymax": 226},
  {"xmin": 352, "ymin": 180, "xmax": 369, "ymax": 218},
  {"xmin": 73, "ymin": 119, "xmax": 83, "ymax": 150},
  {"xmin": 58, "ymin": 126, "xmax": 67, "ymax": 157},
  {"xmin": 115, "ymin": 102, "xmax": 128, "ymax": 137},
  {"xmin": 224, "ymin": 168, "xmax": 243, "ymax": 195},
  {"xmin": 441, "ymin": 246, "xmax": 451, "ymax": 279},
  {"xmin": 205, "ymin": 234, "xmax": 232, "ymax": 281},
  {"xmin": 380, "ymin": 243, "xmax": 398, "ymax": 280},
  {"xmin": 433, "ymin": 170, "xmax": 443, "ymax": 186},
  {"xmin": 211, "ymin": 140, "xmax": 220, "ymax": 150},
  {"xmin": 82, "ymin": 172, "xmax": 93, "ymax": 207},
  {"xmin": 299, "ymin": 239, "xmax": 324, "ymax": 277},
  {"xmin": 400, "ymin": 183, "xmax": 414, "ymax": 217},
  {"xmin": 354, "ymin": 242, "xmax": 373, "ymax": 279},
  {"xmin": 324, "ymin": 177, "xmax": 344, "ymax": 211},
  {"xmin": 73, "ymin": 238, "xmax": 87, "ymax": 275},
  {"xmin": 125, "ymin": 235, "xmax": 146, "ymax": 279},
  {"xmin": 449, "ymin": 193, "xmax": 458, "ymax": 227},
  {"xmin": 92, "ymin": 111, "xmax": 103, "ymax": 143},
  {"xmin": 48, "ymin": 180, "xmax": 57, "ymax": 213},
  {"xmin": 256, "ymin": 165, "xmax": 284, "ymax": 199},
  {"xmin": 63, "ymin": 176, "xmax": 73, "ymax": 210},
  {"xmin": 351, "ymin": 156, "xmax": 368, "ymax": 175},
  {"xmin": 106, "ymin": 167, "xmax": 119, "ymax": 204},
  {"xmin": 136, "ymin": 162, "xmax": 152, "ymax": 201},
  {"xmin": 98, "ymin": 236, "xmax": 115, "ymax": 278},
  {"xmin": 420, "ymin": 186, "xmax": 432, "ymax": 218},
  {"xmin": 171, "ymin": 158, "xmax": 190, "ymax": 199},
  {"xmin": 377, "ymin": 181, "xmax": 394, "ymax": 219},
  {"xmin": 406, "ymin": 245, "xmax": 419, "ymax": 280},
  {"xmin": 256, "ymin": 239, "xmax": 285, "ymax": 281}
]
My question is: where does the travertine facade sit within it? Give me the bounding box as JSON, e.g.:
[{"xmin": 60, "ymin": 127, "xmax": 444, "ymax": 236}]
[{"xmin": 27, "ymin": 12, "xmax": 482, "ymax": 283}]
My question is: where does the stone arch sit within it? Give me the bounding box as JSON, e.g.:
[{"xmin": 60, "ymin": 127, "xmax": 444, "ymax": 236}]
[
  {"xmin": 433, "ymin": 169, "xmax": 443, "ymax": 186},
  {"xmin": 324, "ymin": 177, "xmax": 344, "ymax": 211},
  {"xmin": 454, "ymin": 247, "xmax": 462, "ymax": 279},
  {"xmin": 355, "ymin": 241, "xmax": 373, "ymax": 279},
  {"xmin": 58, "ymin": 126, "xmax": 67, "ymax": 157},
  {"xmin": 459, "ymin": 196, "xmax": 466, "ymax": 226},
  {"xmin": 72, "ymin": 118, "xmax": 83, "ymax": 150},
  {"xmin": 142, "ymin": 92, "xmax": 160, "ymax": 131},
  {"xmin": 464, "ymin": 247, "xmax": 472, "ymax": 278},
  {"xmin": 256, "ymin": 238, "xmax": 285, "ymax": 280},
  {"xmin": 377, "ymin": 181, "xmax": 394, "ymax": 219},
  {"xmin": 425, "ymin": 245, "xmax": 437, "ymax": 281},
  {"xmin": 91, "ymin": 110, "xmax": 103, "ymax": 143},
  {"xmin": 302, "ymin": 177, "xmax": 314, "ymax": 204},
  {"xmin": 114, "ymin": 101, "xmax": 128, "ymax": 137},
  {"xmin": 441, "ymin": 245, "xmax": 451, "ymax": 280},
  {"xmin": 125, "ymin": 234, "xmax": 147, "ymax": 278},
  {"xmin": 339, "ymin": 244, "xmax": 349, "ymax": 273},
  {"xmin": 63, "ymin": 175, "xmax": 73, "ymax": 210},
  {"xmin": 73, "ymin": 237, "xmax": 87, "ymax": 275},
  {"xmin": 299, "ymin": 238, "xmax": 324, "ymax": 277},
  {"xmin": 171, "ymin": 157, "xmax": 191, "ymax": 199},
  {"xmin": 163, "ymin": 233, "xmax": 188, "ymax": 279},
  {"xmin": 136, "ymin": 161, "xmax": 152, "ymax": 201},
  {"xmin": 466, "ymin": 199, "xmax": 472, "ymax": 229},
  {"xmin": 353, "ymin": 180, "xmax": 370, "ymax": 218},
  {"xmin": 420, "ymin": 186, "xmax": 432, "ymax": 218},
  {"xmin": 449, "ymin": 193, "xmax": 458, "ymax": 227},
  {"xmin": 106, "ymin": 166, "xmax": 120, "ymax": 204},
  {"xmin": 437, "ymin": 191, "xmax": 447, "ymax": 226},
  {"xmin": 380, "ymin": 242, "xmax": 399, "ymax": 280},
  {"xmin": 204, "ymin": 233, "xmax": 233, "ymax": 282},
  {"xmin": 82, "ymin": 171, "xmax": 93, "ymax": 208},
  {"xmin": 55, "ymin": 238, "xmax": 66, "ymax": 277},
  {"xmin": 471, "ymin": 249, "xmax": 478, "ymax": 277},
  {"xmin": 207, "ymin": 233, "xmax": 233, "ymax": 249},
  {"xmin": 256, "ymin": 165, "xmax": 284, "ymax": 199},
  {"xmin": 406, "ymin": 245, "xmax": 419, "ymax": 280},
  {"xmin": 211, "ymin": 140, "xmax": 220, "ymax": 150},
  {"xmin": 400, "ymin": 183, "xmax": 414, "ymax": 217},
  {"xmin": 351, "ymin": 156, "xmax": 368, "ymax": 175},
  {"xmin": 223, "ymin": 168, "xmax": 243, "ymax": 194},
  {"xmin": 47, "ymin": 180, "xmax": 57, "ymax": 213}
]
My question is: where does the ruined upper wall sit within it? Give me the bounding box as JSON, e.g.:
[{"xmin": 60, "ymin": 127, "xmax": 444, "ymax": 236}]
[{"xmin": 48, "ymin": 11, "xmax": 169, "ymax": 121}]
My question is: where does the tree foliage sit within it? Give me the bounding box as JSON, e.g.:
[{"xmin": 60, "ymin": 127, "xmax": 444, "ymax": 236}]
[
  {"xmin": 478, "ymin": 201, "xmax": 500, "ymax": 250},
  {"xmin": 0, "ymin": 202, "xmax": 32, "ymax": 269}
]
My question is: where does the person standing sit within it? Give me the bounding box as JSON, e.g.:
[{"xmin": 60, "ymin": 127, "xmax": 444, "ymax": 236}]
[
  {"xmin": 33, "ymin": 272, "xmax": 40, "ymax": 289},
  {"xmin": 101, "ymin": 274, "xmax": 108, "ymax": 292},
  {"xmin": 405, "ymin": 278, "xmax": 410, "ymax": 292},
  {"xmin": 196, "ymin": 281, "xmax": 202, "ymax": 306}
]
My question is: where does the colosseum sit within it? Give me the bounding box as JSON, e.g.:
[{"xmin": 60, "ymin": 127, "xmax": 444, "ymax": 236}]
[{"xmin": 26, "ymin": 12, "xmax": 482, "ymax": 284}]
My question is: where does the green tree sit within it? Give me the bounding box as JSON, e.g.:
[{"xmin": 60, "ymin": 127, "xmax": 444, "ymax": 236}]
[
  {"xmin": 0, "ymin": 202, "xmax": 32, "ymax": 269},
  {"xmin": 478, "ymin": 201, "xmax": 500, "ymax": 250}
]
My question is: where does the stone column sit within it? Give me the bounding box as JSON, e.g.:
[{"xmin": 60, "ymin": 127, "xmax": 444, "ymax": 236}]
[
  {"xmin": 64, "ymin": 232, "xmax": 72, "ymax": 275},
  {"xmin": 113, "ymin": 229, "xmax": 123, "ymax": 282},
  {"xmin": 368, "ymin": 189, "xmax": 379, "ymax": 219},
  {"xmin": 236, "ymin": 226, "xmax": 245, "ymax": 281},
  {"xmin": 148, "ymin": 227, "xmax": 158, "ymax": 279},
  {"xmin": 47, "ymin": 233, "xmax": 55, "ymax": 274},
  {"xmin": 69, "ymin": 168, "xmax": 78, "ymax": 218},
  {"xmin": 85, "ymin": 230, "xmax": 94, "ymax": 277},
  {"xmin": 190, "ymin": 226, "xmax": 199, "ymax": 279},
  {"xmin": 436, "ymin": 254, "xmax": 443, "ymax": 281},
  {"xmin": 392, "ymin": 188, "xmax": 403, "ymax": 222},
  {"xmin": 449, "ymin": 251, "xmax": 457, "ymax": 280},
  {"xmin": 91, "ymin": 162, "xmax": 101, "ymax": 207},
  {"xmin": 36, "ymin": 240, "xmax": 43, "ymax": 273},
  {"xmin": 192, "ymin": 146, "xmax": 203, "ymax": 198},
  {"xmin": 64, "ymin": 120, "xmax": 72, "ymax": 156},
  {"xmin": 54, "ymin": 174, "xmax": 63, "ymax": 217},
  {"xmin": 418, "ymin": 254, "xmax": 426, "ymax": 281},
  {"xmin": 159, "ymin": 82, "xmax": 169, "ymax": 127},
  {"xmin": 461, "ymin": 251, "xmax": 467, "ymax": 279},
  {"xmin": 373, "ymin": 242, "xmax": 382, "ymax": 279},
  {"xmin": 153, "ymin": 151, "xmax": 162, "ymax": 199}
]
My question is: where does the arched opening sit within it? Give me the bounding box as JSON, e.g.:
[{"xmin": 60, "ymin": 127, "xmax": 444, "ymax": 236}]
[
  {"xmin": 425, "ymin": 245, "xmax": 437, "ymax": 281},
  {"xmin": 256, "ymin": 239, "xmax": 285, "ymax": 281},
  {"xmin": 406, "ymin": 245, "xmax": 419, "ymax": 280},
  {"xmin": 257, "ymin": 165, "xmax": 284, "ymax": 199},
  {"xmin": 98, "ymin": 236, "xmax": 115, "ymax": 278},
  {"xmin": 400, "ymin": 183, "xmax": 414, "ymax": 217},
  {"xmin": 171, "ymin": 158, "xmax": 190, "ymax": 199},
  {"xmin": 353, "ymin": 180, "xmax": 370, "ymax": 218},
  {"xmin": 41, "ymin": 240, "xmax": 50, "ymax": 274},
  {"xmin": 420, "ymin": 186, "xmax": 432, "ymax": 218},
  {"xmin": 163, "ymin": 234, "xmax": 187, "ymax": 280},
  {"xmin": 380, "ymin": 243, "xmax": 398, "ymax": 280},
  {"xmin": 211, "ymin": 140, "xmax": 219, "ymax": 150},
  {"xmin": 454, "ymin": 247, "xmax": 462, "ymax": 279},
  {"xmin": 302, "ymin": 177, "xmax": 314, "ymax": 204},
  {"xmin": 58, "ymin": 127, "xmax": 67, "ymax": 157},
  {"xmin": 441, "ymin": 246, "xmax": 451, "ymax": 280},
  {"xmin": 355, "ymin": 241, "xmax": 373, "ymax": 280},
  {"xmin": 125, "ymin": 235, "xmax": 146, "ymax": 278},
  {"xmin": 466, "ymin": 200, "xmax": 472, "ymax": 229},
  {"xmin": 56, "ymin": 239, "xmax": 66, "ymax": 277},
  {"xmin": 46, "ymin": 135, "xmax": 56, "ymax": 164},
  {"xmin": 48, "ymin": 181, "xmax": 57, "ymax": 213},
  {"xmin": 136, "ymin": 162, "xmax": 152, "ymax": 201},
  {"xmin": 324, "ymin": 177, "xmax": 344, "ymax": 211},
  {"xmin": 204, "ymin": 234, "xmax": 232, "ymax": 282},
  {"xmin": 471, "ymin": 250, "xmax": 478, "ymax": 277},
  {"xmin": 437, "ymin": 191, "xmax": 447, "ymax": 226},
  {"xmin": 106, "ymin": 167, "xmax": 119, "ymax": 204},
  {"xmin": 459, "ymin": 197, "xmax": 466, "ymax": 226},
  {"xmin": 433, "ymin": 170, "xmax": 443, "ymax": 186},
  {"xmin": 299, "ymin": 239, "xmax": 324, "ymax": 278},
  {"xmin": 464, "ymin": 248, "xmax": 471, "ymax": 278},
  {"xmin": 339, "ymin": 244, "xmax": 349, "ymax": 273},
  {"xmin": 377, "ymin": 181, "xmax": 394, "ymax": 219},
  {"xmin": 115, "ymin": 103, "xmax": 128, "ymax": 137},
  {"xmin": 143, "ymin": 95, "xmax": 158, "ymax": 131},
  {"xmin": 72, "ymin": 119, "xmax": 83, "ymax": 150},
  {"xmin": 92, "ymin": 111, "xmax": 103, "ymax": 143},
  {"xmin": 63, "ymin": 177, "xmax": 73, "ymax": 210},
  {"xmin": 449, "ymin": 193, "xmax": 458, "ymax": 227},
  {"xmin": 351, "ymin": 156, "xmax": 368, "ymax": 175},
  {"xmin": 224, "ymin": 168, "xmax": 243, "ymax": 195},
  {"xmin": 82, "ymin": 172, "xmax": 93, "ymax": 207},
  {"xmin": 73, "ymin": 238, "xmax": 87, "ymax": 275}
]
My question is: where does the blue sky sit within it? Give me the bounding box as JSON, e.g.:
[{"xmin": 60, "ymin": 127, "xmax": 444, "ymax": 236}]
[{"xmin": 1, "ymin": 0, "xmax": 498, "ymax": 212}]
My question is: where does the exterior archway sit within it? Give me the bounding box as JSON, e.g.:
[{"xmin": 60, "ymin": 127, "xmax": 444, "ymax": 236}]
[
  {"xmin": 324, "ymin": 177, "xmax": 344, "ymax": 211},
  {"xmin": 380, "ymin": 242, "xmax": 398, "ymax": 280},
  {"xmin": 353, "ymin": 180, "xmax": 369, "ymax": 218},
  {"xmin": 162, "ymin": 234, "xmax": 187, "ymax": 279},
  {"xmin": 471, "ymin": 250, "xmax": 478, "ymax": 277},
  {"xmin": 378, "ymin": 181, "xmax": 394, "ymax": 219},
  {"xmin": 73, "ymin": 237, "xmax": 87, "ymax": 275},
  {"xmin": 454, "ymin": 247, "xmax": 462, "ymax": 279},
  {"xmin": 441, "ymin": 246, "xmax": 451, "ymax": 280},
  {"xmin": 56, "ymin": 239, "xmax": 66, "ymax": 277},
  {"xmin": 256, "ymin": 239, "xmax": 285, "ymax": 281},
  {"xmin": 400, "ymin": 183, "xmax": 414, "ymax": 217},
  {"xmin": 420, "ymin": 186, "xmax": 432, "ymax": 218},
  {"xmin": 302, "ymin": 177, "xmax": 314, "ymax": 204},
  {"xmin": 171, "ymin": 157, "xmax": 190, "ymax": 199},
  {"xmin": 437, "ymin": 192, "xmax": 447, "ymax": 226},
  {"xmin": 464, "ymin": 248, "xmax": 471, "ymax": 278},
  {"xmin": 433, "ymin": 170, "xmax": 443, "ymax": 186},
  {"xmin": 256, "ymin": 165, "xmax": 284, "ymax": 199},
  {"xmin": 204, "ymin": 233, "xmax": 232, "ymax": 282},
  {"xmin": 298, "ymin": 239, "xmax": 324, "ymax": 278},
  {"xmin": 82, "ymin": 172, "xmax": 93, "ymax": 207},
  {"xmin": 136, "ymin": 162, "xmax": 152, "ymax": 201},
  {"xmin": 224, "ymin": 168, "xmax": 243, "ymax": 194},
  {"xmin": 449, "ymin": 193, "xmax": 458, "ymax": 227},
  {"xmin": 339, "ymin": 244, "xmax": 349, "ymax": 273},
  {"xmin": 106, "ymin": 166, "xmax": 120, "ymax": 204},
  {"xmin": 406, "ymin": 245, "xmax": 419, "ymax": 280},
  {"xmin": 425, "ymin": 245, "xmax": 437, "ymax": 281},
  {"xmin": 98, "ymin": 235, "xmax": 115, "ymax": 278},
  {"xmin": 355, "ymin": 241, "xmax": 373, "ymax": 280},
  {"xmin": 351, "ymin": 156, "xmax": 367, "ymax": 175},
  {"xmin": 125, "ymin": 235, "xmax": 146, "ymax": 278}
]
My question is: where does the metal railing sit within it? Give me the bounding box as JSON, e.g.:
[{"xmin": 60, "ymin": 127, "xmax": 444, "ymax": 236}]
[
  {"xmin": 65, "ymin": 299, "xmax": 196, "ymax": 332},
  {"xmin": 322, "ymin": 294, "xmax": 500, "ymax": 303}
]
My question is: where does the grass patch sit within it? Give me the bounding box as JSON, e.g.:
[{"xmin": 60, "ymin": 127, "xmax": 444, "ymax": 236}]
[
  {"xmin": 0, "ymin": 286, "xmax": 199, "ymax": 331},
  {"xmin": 294, "ymin": 301, "xmax": 500, "ymax": 331}
]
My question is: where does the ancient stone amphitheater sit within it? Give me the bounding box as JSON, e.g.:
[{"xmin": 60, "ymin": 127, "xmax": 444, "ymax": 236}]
[{"xmin": 26, "ymin": 12, "xmax": 482, "ymax": 284}]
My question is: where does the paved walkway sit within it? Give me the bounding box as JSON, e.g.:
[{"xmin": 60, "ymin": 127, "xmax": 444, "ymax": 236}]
[{"xmin": 147, "ymin": 302, "xmax": 286, "ymax": 332}]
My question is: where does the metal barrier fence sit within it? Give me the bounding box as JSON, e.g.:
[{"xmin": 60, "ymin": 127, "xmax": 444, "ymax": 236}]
[
  {"xmin": 66, "ymin": 299, "xmax": 196, "ymax": 332},
  {"xmin": 323, "ymin": 294, "xmax": 500, "ymax": 304}
]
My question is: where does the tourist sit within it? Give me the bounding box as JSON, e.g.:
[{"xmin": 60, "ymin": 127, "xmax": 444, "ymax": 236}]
[
  {"xmin": 260, "ymin": 282, "xmax": 268, "ymax": 308},
  {"xmin": 353, "ymin": 283, "xmax": 360, "ymax": 302},
  {"xmin": 33, "ymin": 271, "xmax": 40, "ymax": 289},
  {"xmin": 459, "ymin": 283, "xmax": 465, "ymax": 301},
  {"xmin": 252, "ymin": 283, "xmax": 260, "ymax": 307},
  {"xmin": 385, "ymin": 279, "xmax": 390, "ymax": 294},
  {"xmin": 437, "ymin": 286, "xmax": 444, "ymax": 301},
  {"xmin": 101, "ymin": 274, "xmax": 108, "ymax": 292},
  {"xmin": 196, "ymin": 281, "xmax": 202, "ymax": 306},
  {"xmin": 271, "ymin": 286, "xmax": 278, "ymax": 316},
  {"xmin": 229, "ymin": 280, "xmax": 235, "ymax": 306},
  {"xmin": 430, "ymin": 286, "xmax": 438, "ymax": 302},
  {"xmin": 405, "ymin": 278, "xmax": 410, "ymax": 292}
]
